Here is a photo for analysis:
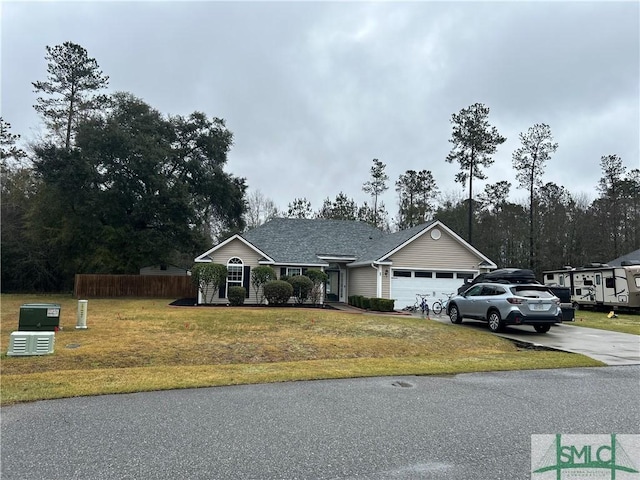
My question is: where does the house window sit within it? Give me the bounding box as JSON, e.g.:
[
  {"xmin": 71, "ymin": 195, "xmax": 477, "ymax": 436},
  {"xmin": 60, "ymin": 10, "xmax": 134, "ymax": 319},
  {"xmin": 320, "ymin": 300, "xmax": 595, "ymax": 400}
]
[
  {"xmin": 287, "ymin": 267, "xmax": 302, "ymax": 277},
  {"xmin": 393, "ymin": 270, "xmax": 411, "ymax": 277},
  {"xmin": 414, "ymin": 271, "xmax": 432, "ymax": 278},
  {"xmin": 436, "ymin": 272, "xmax": 454, "ymax": 279},
  {"xmin": 227, "ymin": 257, "xmax": 244, "ymax": 293}
]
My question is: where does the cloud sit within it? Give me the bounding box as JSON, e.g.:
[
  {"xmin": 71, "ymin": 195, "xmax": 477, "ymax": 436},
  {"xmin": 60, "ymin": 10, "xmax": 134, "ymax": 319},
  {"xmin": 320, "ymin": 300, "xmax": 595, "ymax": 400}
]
[{"xmin": 2, "ymin": 1, "xmax": 638, "ymax": 216}]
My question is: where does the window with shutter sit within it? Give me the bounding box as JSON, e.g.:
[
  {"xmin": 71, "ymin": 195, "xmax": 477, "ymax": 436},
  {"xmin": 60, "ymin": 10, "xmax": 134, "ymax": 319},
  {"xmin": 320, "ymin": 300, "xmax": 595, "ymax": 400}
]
[{"xmin": 226, "ymin": 257, "xmax": 244, "ymax": 297}]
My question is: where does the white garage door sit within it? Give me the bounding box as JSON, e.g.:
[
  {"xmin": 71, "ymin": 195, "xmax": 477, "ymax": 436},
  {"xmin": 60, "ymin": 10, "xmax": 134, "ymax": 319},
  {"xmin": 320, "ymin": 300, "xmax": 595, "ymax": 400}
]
[{"xmin": 391, "ymin": 272, "xmax": 465, "ymax": 310}]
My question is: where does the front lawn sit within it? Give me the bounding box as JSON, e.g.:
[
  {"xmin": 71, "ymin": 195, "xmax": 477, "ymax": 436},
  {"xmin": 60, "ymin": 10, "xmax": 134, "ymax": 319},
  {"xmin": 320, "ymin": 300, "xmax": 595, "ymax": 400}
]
[
  {"xmin": 571, "ymin": 309, "xmax": 640, "ymax": 335},
  {"xmin": 1, "ymin": 294, "xmax": 603, "ymax": 405}
]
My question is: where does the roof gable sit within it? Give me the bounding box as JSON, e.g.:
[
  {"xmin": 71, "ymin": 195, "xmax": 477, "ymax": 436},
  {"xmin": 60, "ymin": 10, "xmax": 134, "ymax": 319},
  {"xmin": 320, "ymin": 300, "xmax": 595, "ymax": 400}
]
[
  {"xmin": 194, "ymin": 234, "xmax": 274, "ymax": 263},
  {"xmin": 351, "ymin": 220, "xmax": 495, "ymax": 268}
]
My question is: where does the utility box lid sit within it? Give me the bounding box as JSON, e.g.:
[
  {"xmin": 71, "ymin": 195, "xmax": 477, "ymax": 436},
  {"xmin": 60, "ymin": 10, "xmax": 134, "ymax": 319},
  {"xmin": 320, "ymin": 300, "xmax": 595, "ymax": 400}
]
[{"xmin": 20, "ymin": 303, "xmax": 61, "ymax": 316}]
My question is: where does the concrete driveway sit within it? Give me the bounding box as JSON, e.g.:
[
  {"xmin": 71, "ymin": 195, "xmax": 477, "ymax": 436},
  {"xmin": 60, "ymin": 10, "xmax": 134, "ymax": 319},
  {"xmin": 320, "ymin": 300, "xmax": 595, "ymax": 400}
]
[{"xmin": 427, "ymin": 313, "xmax": 640, "ymax": 366}]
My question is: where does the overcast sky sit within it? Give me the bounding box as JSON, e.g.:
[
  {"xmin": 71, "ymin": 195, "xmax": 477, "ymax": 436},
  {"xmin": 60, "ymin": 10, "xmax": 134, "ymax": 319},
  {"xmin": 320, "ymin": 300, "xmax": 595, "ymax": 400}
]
[{"xmin": 2, "ymin": 1, "xmax": 639, "ymax": 215}]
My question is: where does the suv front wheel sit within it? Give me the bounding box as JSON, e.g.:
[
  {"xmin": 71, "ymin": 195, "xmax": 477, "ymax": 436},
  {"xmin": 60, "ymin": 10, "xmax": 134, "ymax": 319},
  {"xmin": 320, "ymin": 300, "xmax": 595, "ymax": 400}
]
[
  {"xmin": 449, "ymin": 305, "xmax": 462, "ymax": 324},
  {"xmin": 487, "ymin": 310, "xmax": 504, "ymax": 332}
]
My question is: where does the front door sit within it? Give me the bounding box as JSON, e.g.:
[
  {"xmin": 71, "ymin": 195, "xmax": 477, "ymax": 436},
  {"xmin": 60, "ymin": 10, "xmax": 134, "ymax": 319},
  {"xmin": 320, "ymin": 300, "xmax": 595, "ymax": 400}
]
[{"xmin": 325, "ymin": 270, "xmax": 340, "ymax": 302}]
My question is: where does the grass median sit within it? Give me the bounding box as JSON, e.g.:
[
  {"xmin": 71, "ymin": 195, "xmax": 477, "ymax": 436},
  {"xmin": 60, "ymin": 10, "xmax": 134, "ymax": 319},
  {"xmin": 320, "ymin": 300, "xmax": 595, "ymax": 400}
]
[{"xmin": 1, "ymin": 294, "xmax": 604, "ymax": 405}]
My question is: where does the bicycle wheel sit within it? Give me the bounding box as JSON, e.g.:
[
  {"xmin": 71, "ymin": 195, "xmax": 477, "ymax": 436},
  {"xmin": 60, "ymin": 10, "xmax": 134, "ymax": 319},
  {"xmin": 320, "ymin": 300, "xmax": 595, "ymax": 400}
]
[
  {"xmin": 421, "ymin": 300, "xmax": 429, "ymax": 316},
  {"xmin": 432, "ymin": 301, "xmax": 442, "ymax": 315}
]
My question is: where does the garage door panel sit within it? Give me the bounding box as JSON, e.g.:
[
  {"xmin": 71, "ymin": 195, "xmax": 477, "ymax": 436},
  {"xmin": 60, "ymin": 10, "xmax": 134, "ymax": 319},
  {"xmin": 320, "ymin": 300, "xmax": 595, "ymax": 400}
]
[{"xmin": 392, "ymin": 276, "xmax": 462, "ymax": 309}]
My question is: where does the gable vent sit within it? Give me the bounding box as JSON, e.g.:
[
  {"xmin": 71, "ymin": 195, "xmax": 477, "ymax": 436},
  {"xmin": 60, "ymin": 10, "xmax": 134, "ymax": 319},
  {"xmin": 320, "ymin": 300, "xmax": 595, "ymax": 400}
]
[{"xmin": 7, "ymin": 332, "xmax": 55, "ymax": 356}]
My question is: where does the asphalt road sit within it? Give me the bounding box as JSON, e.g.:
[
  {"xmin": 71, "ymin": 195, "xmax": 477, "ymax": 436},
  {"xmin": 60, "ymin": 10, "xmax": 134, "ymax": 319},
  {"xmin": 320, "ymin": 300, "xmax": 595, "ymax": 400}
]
[
  {"xmin": 2, "ymin": 366, "xmax": 639, "ymax": 479},
  {"xmin": 426, "ymin": 312, "xmax": 640, "ymax": 365}
]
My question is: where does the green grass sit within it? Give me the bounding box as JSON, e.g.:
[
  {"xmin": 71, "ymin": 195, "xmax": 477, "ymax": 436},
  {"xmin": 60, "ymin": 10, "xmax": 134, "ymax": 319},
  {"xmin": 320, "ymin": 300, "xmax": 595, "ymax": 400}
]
[
  {"xmin": 1, "ymin": 294, "xmax": 604, "ymax": 405},
  {"xmin": 571, "ymin": 309, "xmax": 640, "ymax": 335}
]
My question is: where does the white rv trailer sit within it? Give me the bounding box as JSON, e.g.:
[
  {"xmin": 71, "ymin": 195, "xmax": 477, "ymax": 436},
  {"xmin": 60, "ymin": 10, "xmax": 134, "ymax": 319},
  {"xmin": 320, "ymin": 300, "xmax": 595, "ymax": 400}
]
[{"xmin": 543, "ymin": 262, "xmax": 640, "ymax": 310}]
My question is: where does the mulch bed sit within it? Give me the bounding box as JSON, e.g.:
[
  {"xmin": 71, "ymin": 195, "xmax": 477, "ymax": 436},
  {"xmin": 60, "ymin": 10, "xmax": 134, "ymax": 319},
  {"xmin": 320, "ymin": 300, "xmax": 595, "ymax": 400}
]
[{"xmin": 168, "ymin": 298, "xmax": 337, "ymax": 309}]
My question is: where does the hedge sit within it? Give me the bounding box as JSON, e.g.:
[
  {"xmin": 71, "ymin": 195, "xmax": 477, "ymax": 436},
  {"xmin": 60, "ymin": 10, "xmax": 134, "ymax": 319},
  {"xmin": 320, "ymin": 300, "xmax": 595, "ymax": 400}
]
[{"xmin": 348, "ymin": 295, "xmax": 395, "ymax": 312}]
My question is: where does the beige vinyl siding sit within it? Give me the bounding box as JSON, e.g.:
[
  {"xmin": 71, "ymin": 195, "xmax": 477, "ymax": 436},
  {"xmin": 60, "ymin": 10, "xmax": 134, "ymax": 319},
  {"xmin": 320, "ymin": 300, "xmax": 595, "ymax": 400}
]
[
  {"xmin": 199, "ymin": 240, "xmax": 267, "ymax": 304},
  {"xmin": 388, "ymin": 229, "xmax": 479, "ymax": 270},
  {"xmin": 382, "ymin": 269, "xmax": 390, "ymax": 299},
  {"xmin": 348, "ymin": 265, "xmax": 377, "ymax": 298}
]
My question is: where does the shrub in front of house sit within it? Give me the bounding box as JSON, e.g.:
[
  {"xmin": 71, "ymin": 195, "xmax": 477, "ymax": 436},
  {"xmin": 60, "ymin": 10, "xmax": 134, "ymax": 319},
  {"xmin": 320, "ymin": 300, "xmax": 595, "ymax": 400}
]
[
  {"xmin": 370, "ymin": 297, "xmax": 381, "ymax": 311},
  {"xmin": 287, "ymin": 275, "xmax": 314, "ymax": 304},
  {"xmin": 377, "ymin": 298, "xmax": 395, "ymax": 312},
  {"xmin": 361, "ymin": 297, "xmax": 372, "ymax": 310},
  {"xmin": 191, "ymin": 262, "xmax": 228, "ymax": 304},
  {"xmin": 251, "ymin": 266, "xmax": 276, "ymax": 305},
  {"xmin": 263, "ymin": 280, "xmax": 293, "ymax": 306},
  {"xmin": 228, "ymin": 286, "xmax": 246, "ymax": 306},
  {"xmin": 306, "ymin": 269, "xmax": 328, "ymax": 305}
]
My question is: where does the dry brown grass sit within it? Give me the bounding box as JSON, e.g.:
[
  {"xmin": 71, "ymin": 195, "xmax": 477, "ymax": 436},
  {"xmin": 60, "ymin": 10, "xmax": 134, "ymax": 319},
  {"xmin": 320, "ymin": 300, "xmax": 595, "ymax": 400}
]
[
  {"xmin": 571, "ymin": 309, "xmax": 640, "ymax": 335},
  {"xmin": 1, "ymin": 294, "xmax": 602, "ymax": 404}
]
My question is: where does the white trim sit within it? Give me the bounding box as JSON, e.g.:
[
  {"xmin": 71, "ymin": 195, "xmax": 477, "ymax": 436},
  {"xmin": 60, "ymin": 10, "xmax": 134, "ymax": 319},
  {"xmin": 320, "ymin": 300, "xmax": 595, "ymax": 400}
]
[
  {"xmin": 269, "ymin": 262, "xmax": 329, "ymax": 267},
  {"xmin": 286, "ymin": 266, "xmax": 303, "ymax": 277},
  {"xmin": 348, "ymin": 260, "xmax": 392, "ymax": 268},
  {"xmin": 226, "ymin": 257, "xmax": 244, "ymax": 297},
  {"xmin": 194, "ymin": 235, "xmax": 275, "ymax": 263},
  {"xmin": 374, "ymin": 264, "xmax": 383, "ymax": 298},
  {"xmin": 390, "ymin": 266, "xmax": 478, "ymax": 275},
  {"xmin": 317, "ymin": 255, "xmax": 357, "ymax": 262}
]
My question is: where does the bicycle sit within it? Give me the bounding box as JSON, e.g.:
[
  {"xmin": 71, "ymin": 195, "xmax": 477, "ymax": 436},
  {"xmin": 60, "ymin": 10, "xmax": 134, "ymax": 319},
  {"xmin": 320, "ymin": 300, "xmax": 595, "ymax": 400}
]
[
  {"xmin": 432, "ymin": 293, "xmax": 455, "ymax": 315},
  {"xmin": 415, "ymin": 293, "xmax": 430, "ymax": 317}
]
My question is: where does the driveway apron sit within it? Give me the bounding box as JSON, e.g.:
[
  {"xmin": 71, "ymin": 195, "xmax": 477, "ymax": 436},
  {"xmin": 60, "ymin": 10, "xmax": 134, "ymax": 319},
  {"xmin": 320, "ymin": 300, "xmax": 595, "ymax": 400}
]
[{"xmin": 428, "ymin": 313, "xmax": 640, "ymax": 365}]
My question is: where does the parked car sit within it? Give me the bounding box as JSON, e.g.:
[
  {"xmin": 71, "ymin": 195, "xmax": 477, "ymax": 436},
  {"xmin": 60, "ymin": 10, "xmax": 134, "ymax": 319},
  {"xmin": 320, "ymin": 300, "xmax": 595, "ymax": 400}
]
[
  {"xmin": 447, "ymin": 282, "xmax": 563, "ymax": 333},
  {"xmin": 456, "ymin": 268, "xmax": 538, "ymax": 294}
]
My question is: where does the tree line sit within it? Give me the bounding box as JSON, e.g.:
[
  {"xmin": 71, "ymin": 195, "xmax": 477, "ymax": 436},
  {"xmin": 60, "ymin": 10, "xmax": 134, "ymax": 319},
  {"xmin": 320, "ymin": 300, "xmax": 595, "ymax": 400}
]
[
  {"xmin": 2, "ymin": 42, "xmax": 638, "ymax": 292},
  {"xmin": 2, "ymin": 42, "xmax": 246, "ymax": 291}
]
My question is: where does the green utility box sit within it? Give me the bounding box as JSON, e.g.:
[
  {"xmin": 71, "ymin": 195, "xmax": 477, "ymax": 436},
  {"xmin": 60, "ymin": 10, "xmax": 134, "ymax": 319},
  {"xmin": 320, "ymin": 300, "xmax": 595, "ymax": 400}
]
[{"xmin": 18, "ymin": 303, "xmax": 61, "ymax": 331}]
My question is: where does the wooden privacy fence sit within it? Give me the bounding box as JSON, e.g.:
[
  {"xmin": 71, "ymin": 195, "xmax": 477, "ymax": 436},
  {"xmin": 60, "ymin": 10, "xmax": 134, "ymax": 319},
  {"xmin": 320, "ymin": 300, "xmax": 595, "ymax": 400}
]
[{"xmin": 74, "ymin": 274, "xmax": 197, "ymax": 298}]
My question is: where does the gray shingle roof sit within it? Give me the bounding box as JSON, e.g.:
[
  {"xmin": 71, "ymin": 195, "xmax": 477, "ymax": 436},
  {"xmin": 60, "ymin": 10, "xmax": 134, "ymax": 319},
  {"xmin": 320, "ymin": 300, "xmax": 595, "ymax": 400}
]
[
  {"xmin": 608, "ymin": 249, "xmax": 640, "ymax": 266},
  {"xmin": 242, "ymin": 218, "xmax": 435, "ymax": 265}
]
